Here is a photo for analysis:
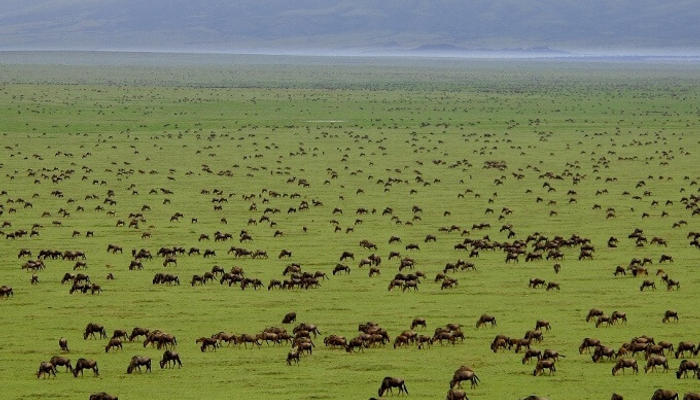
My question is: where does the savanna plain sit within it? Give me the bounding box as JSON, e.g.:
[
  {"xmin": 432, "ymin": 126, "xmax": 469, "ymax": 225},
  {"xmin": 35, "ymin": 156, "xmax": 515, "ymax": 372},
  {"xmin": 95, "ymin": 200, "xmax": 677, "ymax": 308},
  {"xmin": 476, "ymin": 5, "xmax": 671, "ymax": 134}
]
[{"xmin": 0, "ymin": 56, "xmax": 699, "ymax": 400}]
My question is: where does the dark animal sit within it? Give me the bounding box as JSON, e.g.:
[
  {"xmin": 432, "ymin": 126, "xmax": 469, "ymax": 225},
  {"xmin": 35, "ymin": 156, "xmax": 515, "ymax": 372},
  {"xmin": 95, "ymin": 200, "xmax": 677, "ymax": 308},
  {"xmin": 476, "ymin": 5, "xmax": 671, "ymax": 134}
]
[
  {"xmin": 378, "ymin": 377, "xmax": 408, "ymax": 396},
  {"xmin": 72, "ymin": 358, "xmax": 99, "ymax": 377}
]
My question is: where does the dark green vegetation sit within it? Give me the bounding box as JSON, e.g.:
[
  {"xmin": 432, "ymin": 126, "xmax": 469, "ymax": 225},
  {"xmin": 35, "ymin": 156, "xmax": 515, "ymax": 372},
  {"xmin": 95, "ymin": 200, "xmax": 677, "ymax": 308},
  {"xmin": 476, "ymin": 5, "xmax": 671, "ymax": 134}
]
[{"xmin": 0, "ymin": 57, "xmax": 699, "ymax": 400}]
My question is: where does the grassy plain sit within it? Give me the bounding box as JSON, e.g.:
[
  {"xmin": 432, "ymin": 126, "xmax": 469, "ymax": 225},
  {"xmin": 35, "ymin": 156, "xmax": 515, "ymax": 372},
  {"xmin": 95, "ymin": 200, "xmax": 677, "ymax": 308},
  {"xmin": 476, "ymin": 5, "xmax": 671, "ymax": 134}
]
[{"xmin": 0, "ymin": 56, "xmax": 699, "ymax": 399}]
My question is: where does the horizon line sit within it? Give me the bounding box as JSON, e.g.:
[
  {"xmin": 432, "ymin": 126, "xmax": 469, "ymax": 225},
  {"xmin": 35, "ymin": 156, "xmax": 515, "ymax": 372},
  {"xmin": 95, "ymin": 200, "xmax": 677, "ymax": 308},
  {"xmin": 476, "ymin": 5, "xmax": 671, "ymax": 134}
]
[{"xmin": 2, "ymin": 48, "xmax": 700, "ymax": 60}]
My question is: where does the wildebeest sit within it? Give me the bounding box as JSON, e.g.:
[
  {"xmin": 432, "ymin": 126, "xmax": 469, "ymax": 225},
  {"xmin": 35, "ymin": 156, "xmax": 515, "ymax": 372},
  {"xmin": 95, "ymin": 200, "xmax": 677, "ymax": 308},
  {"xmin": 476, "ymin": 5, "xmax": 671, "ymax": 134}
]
[
  {"xmin": 450, "ymin": 366, "xmax": 480, "ymax": 388},
  {"xmin": 579, "ymin": 337, "xmax": 601, "ymax": 353},
  {"xmin": 36, "ymin": 361, "xmax": 56, "ymax": 378},
  {"xmin": 675, "ymin": 341, "xmax": 696, "ymax": 358},
  {"xmin": 59, "ymin": 337, "xmax": 69, "ymax": 352},
  {"xmin": 586, "ymin": 308, "xmax": 604, "ymax": 322},
  {"xmin": 528, "ymin": 278, "xmax": 546, "ymax": 288},
  {"xmin": 105, "ymin": 338, "xmax": 123, "ymax": 352},
  {"xmin": 522, "ymin": 349, "xmax": 542, "ymax": 364},
  {"xmin": 411, "ymin": 317, "xmax": 426, "ymax": 330},
  {"xmin": 535, "ymin": 320, "xmax": 551, "ymax": 331},
  {"xmin": 446, "ymin": 389, "xmax": 469, "ymax": 400},
  {"xmin": 286, "ymin": 349, "xmax": 300, "ymax": 365},
  {"xmin": 0, "ymin": 285, "xmax": 13, "ymax": 297},
  {"xmin": 89, "ymin": 393, "xmax": 118, "ymax": 400},
  {"xmin": 282, "ymin": 312, "xmax": 297, "ymax": 324},
  {"xmin": 126, "ymin": 356, "xmax": 152, "ymax": 373},
  {"xmin": 662, "ymin": 310, "xmax": 679, "ymax": 323},
  {"xmin": 333, "ymin": 264, "xmax": 350, "ymax": 275},
  {"xmin": 645, "ymin": 355, "xmax": 669, "ymax": 373},
  {"xmin": 650, "ymin": 389, "xmax": 679, "ymax": 400},
  {"xmin": 84, "ymin": 323, "xmax": 107, "ymax": 339},
  {"xmin": 72, "ymin": 358, "xmax": 99, "ymax": 377},
  {"xmin": 676, "ymin": 360, "xmax": 699, "ymax": 378},
  {"xmin": 196, "ymin": 337, "xmax": 219, "ymax": 352},
  {"xmin": 592, "ymin": 345, "xmax": 616, "ymax": 362},
  {"xmin": 160, "ymin": 350, "xmax": 182, "ymax": 368},
  {"xmin": 378, "ymin": 377, "xmax": 408, "ymax": 396},
  {"xmin": 475, "ymin": 314, "xmax": 496, "ymax": 328},
  {"xmin": 129, "ymin": 327, "xmax": 150, "ymax": 342},
  {"xmin": 49, "ymin": 356, "xmax": 72, "ymax": 372},
  {"xmin": 533, "ymin": 359, "xmax": 556, "ymax": 375},
  {"xmin": 612, "ymin": 359, "xmax": 639, "ymax": 375},
  {"xmin": 640, "ymin": 280, "xmax": 656, "ymax": 291}
]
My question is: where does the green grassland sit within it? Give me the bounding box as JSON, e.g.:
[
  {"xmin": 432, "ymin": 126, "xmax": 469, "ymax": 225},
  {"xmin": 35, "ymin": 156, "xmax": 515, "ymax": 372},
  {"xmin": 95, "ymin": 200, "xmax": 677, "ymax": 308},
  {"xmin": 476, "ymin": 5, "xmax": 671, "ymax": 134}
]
[{"xmin": 0, "ymin": 58, "xmax": 699, "ymax": 400}]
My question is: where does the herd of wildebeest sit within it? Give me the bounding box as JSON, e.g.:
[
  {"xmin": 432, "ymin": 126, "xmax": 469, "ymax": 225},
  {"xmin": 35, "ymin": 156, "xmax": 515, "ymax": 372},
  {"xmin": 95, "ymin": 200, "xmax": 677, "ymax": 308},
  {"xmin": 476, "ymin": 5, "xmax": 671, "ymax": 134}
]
[{"xmin": 1, "ymin": 111, "xmax": 699, "ymax": 400}]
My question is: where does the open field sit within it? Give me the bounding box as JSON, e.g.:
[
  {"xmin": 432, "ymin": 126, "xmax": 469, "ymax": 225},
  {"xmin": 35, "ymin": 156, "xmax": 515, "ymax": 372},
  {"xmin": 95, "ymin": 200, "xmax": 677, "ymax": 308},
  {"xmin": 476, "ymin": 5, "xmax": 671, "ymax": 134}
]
[{"xmin": 0, "ymin": 56, "xmax": 699, "ymax": 400}]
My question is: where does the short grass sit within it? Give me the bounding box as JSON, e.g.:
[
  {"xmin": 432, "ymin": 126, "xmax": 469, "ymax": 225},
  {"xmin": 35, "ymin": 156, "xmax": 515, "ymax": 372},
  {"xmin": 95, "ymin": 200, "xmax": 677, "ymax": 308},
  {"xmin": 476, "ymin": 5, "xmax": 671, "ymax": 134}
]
[{"xmin": 0, "ymin": 60, "xmax": 699, "ymax": 400}]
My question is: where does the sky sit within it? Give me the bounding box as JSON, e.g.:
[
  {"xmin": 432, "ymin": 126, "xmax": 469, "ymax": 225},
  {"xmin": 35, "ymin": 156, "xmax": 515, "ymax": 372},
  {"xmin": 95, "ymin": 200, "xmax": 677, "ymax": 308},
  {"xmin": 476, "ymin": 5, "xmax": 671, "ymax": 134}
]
[{"xmin": 0, "ymin": 0, "xmax": 699, "ymax": 56}]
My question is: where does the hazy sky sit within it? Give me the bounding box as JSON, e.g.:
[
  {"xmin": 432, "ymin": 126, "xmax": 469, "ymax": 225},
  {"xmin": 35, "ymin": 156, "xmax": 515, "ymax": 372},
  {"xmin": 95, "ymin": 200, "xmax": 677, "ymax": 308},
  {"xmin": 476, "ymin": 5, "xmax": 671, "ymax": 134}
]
[{"xmin": 1, "ymin": 0, "xmax": 699, "ymax": 55}]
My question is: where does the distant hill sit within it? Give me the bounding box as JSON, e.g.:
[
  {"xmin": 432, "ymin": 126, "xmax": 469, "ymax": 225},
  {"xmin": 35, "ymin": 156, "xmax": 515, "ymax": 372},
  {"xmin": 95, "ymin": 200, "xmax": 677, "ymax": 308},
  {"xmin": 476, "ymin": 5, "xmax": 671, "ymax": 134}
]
[{"xmin": 0, "ymin": 0, "xmax": 698, "ymax": 54}]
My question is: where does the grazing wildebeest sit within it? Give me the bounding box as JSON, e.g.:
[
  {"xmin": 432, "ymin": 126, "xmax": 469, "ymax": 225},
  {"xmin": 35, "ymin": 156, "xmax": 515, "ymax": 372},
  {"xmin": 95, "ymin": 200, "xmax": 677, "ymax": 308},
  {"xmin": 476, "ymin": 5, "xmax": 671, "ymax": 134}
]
[
  {"xmin": 611, "ymin": 394, "xmax": 623, "ymax": 400},
  {"xmin": 84, "ymin": 323, "xmax": 107, "ymax": 339},
  {"xmin": 611, "ymin": 311, "xmax": 627, "ymax": 324},
  {"xmin": 333, "ymin": 264, "xmax": 350, "ymax": 275},
  {"xmin": 675, "ymin": 342, "xmax": 696, "ymax": 358},
  {"xmin": 662, "ymin": 310, "xmax": 679, "ymax": 323},
  {"xmin": 278, "ymin": 249, "xmax": 292, "ymax": 259},
  {"xmin": 378, "ymin": 377, "xmax": 408, "ymax": 396},
  {"xmin": 596, "ymin": 315, "xmax": 612, "ymax": 328},
  {"xmin": 533, "ymin": 359, "xmax": 556, "ymax": 375},
  {"xmin": 49, "ymin": 356, "xmax": 72, "ymax": 372},
  {"xmin": 36, "ymin": 362, "xmax": 56, "ymax": 378},
  {"xmin": 411, "ymin": 318, "xmax": 426, "ymax": 330},
  {"xmin": 197, "ymin": 337, "xmax": 219, "ymax": 352},
  {"xmin": 441, "ymin": 278, "xmax": 458, "ymax": 289},
  {"xmin": 282, "ymin": 312, "xmax": 297, "ymax": 324},
  {"xmin": 237, "ymin": 334, "xmax": 262, "ymax": 348},
  {"xmin": 446, "ymin": 389, "xmax": 468, "ymax": 400},
  {"xmin": 612, "ymin": 359, "xmax": 638, "ymax": 375},
  {"xmin": 650, "ymin": 389, "xmax": 679, "ymax": 400},
  {"xmin": 535, "ymin": 320, "xmax": 551, "ymax": 331},
  {"xmin": 579, "ymin": 337, "xmax": 601, "ymax": 353},
  {"xmin": 160, "ymin": 350, "xmax": 182, "ymax": 368},
  {"xmin": 450, "ymin": 366, "xmax": 480, "ymax": 388},
  {"xmin": 89, "ymin": 393, "xmax": 118, "ymax": 400},
  {"xmin": 528, "ymin": 278, "xmax": 546, "ymax": 288},
  {"xmin": 586, "ymin": 308, "xmax": 604, "ymax": 322},
  {"xmin": 72, "ymin": 358, "xmax": 99, "ymax": 376},
  {"xmin": 640, "ymin": 280, "xmax": 656, "ymax": 291},
  {"xmin": 475, "ymin": 314, "xmax": 496, "ymax": 328},
  {"xmin": 0, "ymin": 285, "xmax": 13, "ymax": 297},
  {"xmin": 324, "ymin": 335, "xmax": 347, "ymax": 349},
  {"xmin": 286, "ymin": 349, "xmax": 300, "ymax": 365},
  {"xmin": 676, "ymin": 360, "xmax": 699, "ymax": 378},
  {"xmin": 105, "ymin": 338, "xmax": 122, "ymax": 352},
  {"xmin": 59, "ymin": 337, "xmax": 69, "ymax": 352},
  {"xmin": 129, "ymin": 327, "xmax": 150, "ymax": 342},
  {"xmin": 126, "ymin": 356, "xmax": 152, "ymax": 373},
  {"xmin": 522, "ymin": 349, "xmax": 542, "ymax": 364},
  {"xmin": 645, "ymin": 355, "xmax": 669, "ymax": 373},
  {"xmin": 592, "ymin": 345, "xmax": 616, "ymax": 362}
]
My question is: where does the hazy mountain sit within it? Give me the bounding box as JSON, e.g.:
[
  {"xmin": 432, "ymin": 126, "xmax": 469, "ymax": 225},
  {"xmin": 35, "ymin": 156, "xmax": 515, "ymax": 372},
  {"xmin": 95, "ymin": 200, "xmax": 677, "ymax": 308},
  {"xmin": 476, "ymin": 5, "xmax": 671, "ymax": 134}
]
[{"xmin": 0, "ymin": 0, "xmax": 698, "ymax": 54}]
